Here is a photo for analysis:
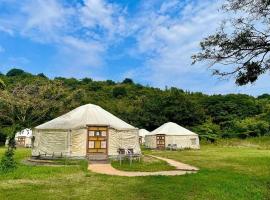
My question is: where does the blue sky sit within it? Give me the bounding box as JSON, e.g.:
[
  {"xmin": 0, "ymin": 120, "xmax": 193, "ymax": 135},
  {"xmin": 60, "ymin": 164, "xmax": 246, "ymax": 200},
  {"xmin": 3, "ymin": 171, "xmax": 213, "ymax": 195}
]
[{"xmin": 0, "ymin": 0, "xmax": 269, "ymax": 96}]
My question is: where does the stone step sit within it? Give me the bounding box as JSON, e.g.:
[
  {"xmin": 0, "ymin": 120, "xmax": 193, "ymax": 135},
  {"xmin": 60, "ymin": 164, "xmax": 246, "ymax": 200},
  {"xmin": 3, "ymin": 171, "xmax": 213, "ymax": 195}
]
[
  {"xmin": 87, "ymin": 154, "xmax": 108, "ymax": 161},
  {"xmin": 90, "ymin": 160, "xmax": 110, "ymax": 164}
]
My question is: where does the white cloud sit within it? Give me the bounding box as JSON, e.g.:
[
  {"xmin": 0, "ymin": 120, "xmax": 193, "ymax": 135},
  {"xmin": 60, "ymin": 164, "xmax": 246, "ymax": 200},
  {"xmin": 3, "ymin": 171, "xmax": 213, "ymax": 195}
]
[
  {"xmin": 0, "ymin": 0, "xmax": 268, "ymax": 95},
  {"xmin": 0, "ymin": 0, "xmax": 125, "ymax": 69},
  {"xmin": 20, "ymin": 0, "xmax": 72, "ymax": 43},
  {"xmin": 79, "ymin": 0, "xmax": 128, "ymax": 40},
  {"xmin": 125, "ymin": 0, "xmax": 229, "ymax": 89}
]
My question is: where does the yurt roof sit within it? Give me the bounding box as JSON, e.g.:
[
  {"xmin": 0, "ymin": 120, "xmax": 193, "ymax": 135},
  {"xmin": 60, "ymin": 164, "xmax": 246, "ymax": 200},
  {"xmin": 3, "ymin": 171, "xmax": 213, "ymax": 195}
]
[
  {"xmin": 148, "ymin": 122, "xmax": 197, "ymax": 136},
  {"xmin": 36, "ymin": 104, "xmax": 136, "ymax": 130},
  {"xmin": 139, "ymin": 129, "xmax": 150, "ymax": 137},
  {"xmin": 15, "ymin": 129, "xmax": 32, "ymax": 138}
]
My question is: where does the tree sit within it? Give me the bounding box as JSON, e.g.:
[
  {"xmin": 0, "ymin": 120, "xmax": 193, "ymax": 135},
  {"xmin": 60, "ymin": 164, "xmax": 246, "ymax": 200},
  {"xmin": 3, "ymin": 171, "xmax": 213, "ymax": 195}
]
[
  {"xmin": 6, "ymin": 68, "xmax": 26, "ymax": 77},
  {"xmin": 81, "ymin": 78, "xmax": 92, "ymax": 84},
  {"xmin": 0, "ymin": 81, "xmax": 66, "ymax": 129},
  {"xmin": 232, "ymin": 117, "xmax": 270, "ymax": 138},
  {"xmin": 122, "ymin": 78, "xmax": 134, "ymax": 84},
  {"xmin": 192, "ymin": 0, "xmax": 270, "ymax": 85},
  {"xmin": 37, "ymin": 73, "xmax": 48, "ymax": 79},
  {"xmin": 193, "ymin": 120, "xmax": 221, "ymax": 142},
  {"xmin": 258, "ymin": 93, "xmax": 270, "ymax": 99}
]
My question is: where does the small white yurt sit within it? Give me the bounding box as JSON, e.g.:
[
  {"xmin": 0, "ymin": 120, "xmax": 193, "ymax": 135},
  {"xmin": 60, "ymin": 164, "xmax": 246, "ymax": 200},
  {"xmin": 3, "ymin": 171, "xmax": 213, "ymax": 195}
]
[
  {"xmin": 145, "ymin": 122, "xmax": 200, "ymax": 150},
  {"xmin": 15, "ymin": 129, "xmax": 32, "ymax": 148},
  {"xmin": 32, "ymin": 104, "xmax": 141, "ymax": 159},
  {"xmin": 139, "ymin": 129, "xmax": 150, "ymax": 144}
]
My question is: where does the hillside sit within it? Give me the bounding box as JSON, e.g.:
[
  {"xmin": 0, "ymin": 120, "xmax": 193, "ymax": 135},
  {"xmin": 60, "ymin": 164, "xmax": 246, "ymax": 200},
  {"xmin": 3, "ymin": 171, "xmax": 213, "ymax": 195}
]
[{"xmin": 0, "ymin": 68, "xmax": 270, "ymax": 143}]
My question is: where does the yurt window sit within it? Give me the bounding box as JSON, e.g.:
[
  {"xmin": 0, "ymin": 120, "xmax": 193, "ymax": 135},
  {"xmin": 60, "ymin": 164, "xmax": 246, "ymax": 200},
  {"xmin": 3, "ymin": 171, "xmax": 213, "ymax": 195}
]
[
  {"xmin": 89, "ymin": 131, "xmax": 95, "ymax": 136},
  {"xmin": 94, "ymin": 131, "xmax": 101, "ymax": 136},
  {"xmin": 191, "ymin": 138, "xmax": 196, "ymax": 145}
]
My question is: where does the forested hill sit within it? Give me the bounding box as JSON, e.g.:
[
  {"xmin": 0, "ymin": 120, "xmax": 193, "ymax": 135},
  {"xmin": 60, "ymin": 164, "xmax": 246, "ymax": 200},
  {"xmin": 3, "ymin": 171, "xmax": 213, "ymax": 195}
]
[{"xmin": 0, "ymin": 68, "xmax": 270, "ymax": 143}]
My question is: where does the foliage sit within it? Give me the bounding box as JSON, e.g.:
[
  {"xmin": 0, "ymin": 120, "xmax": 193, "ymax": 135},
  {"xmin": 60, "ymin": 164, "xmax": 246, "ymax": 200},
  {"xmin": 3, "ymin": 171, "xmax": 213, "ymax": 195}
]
[
  {"xmin": 0, "ymin": 79, "xmax": 5, "ymax": 90},
  {"xmin": 231, "ymin": 118, "xmax": 270, "ymax": 138},
  {"xmin": 193, "ymin": 120, "xmax": 221, "ymax": 142},
  {"xmin": 0, "ymin": 148, "xmax": 16, "ymax": 172},
  {"xmin": 6, "ymin": 68, "xmax": 27, "ymax": 77},
  {"xmin": 37, "ymin": 73, "xmax": 48, "ymax": 79},
  {"xmin": 122, "ymin": 78, "xmax": 134, "ymax": 84},
  {"xmin": 193, "ymin": 0, "xmax": 270, "ymax": 85},
  {"xmin": 1, "ymin": 68, "xmax": 270, "ymax": 141},
  {"xmin": 0, "ymin": 80, "xmax": 66, "ymax": 129},
  {"xmin": 112, "ymin": 86, "xmax": 127, "ymax": 97}
]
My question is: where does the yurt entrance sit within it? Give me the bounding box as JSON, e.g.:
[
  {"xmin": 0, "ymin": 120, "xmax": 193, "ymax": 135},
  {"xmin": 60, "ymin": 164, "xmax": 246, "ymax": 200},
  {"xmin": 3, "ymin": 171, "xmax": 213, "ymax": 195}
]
[
  {"xmin": 17, "ymin": 136, "xmax": 26, "ymax": 147},
  {"xmin": 87, "ymin": 126, "xmax": 108, "ymax": 155},
  {"xmin": 156, "ymin": 134, "xmax": 165, "ymax": 149}
]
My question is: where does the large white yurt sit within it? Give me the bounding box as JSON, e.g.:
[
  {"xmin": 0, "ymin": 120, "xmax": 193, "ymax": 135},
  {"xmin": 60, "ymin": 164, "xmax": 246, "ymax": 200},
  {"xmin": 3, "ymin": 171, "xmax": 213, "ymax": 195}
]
[
  {"xmin": 145, "ymin": 122, "xmax": 200, "ymax": 150},
  {"xmin": 32, "ymin": 104, "xmax": 141, "ymax": 158},
  {"xmin": 138, "ymin": 129, "xmax": 150, "ymax": 144}
]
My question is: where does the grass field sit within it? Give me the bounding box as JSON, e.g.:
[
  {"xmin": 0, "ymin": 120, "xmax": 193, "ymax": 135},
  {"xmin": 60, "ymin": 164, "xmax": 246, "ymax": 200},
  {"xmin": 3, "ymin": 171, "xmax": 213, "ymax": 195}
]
[
  {"xmin": 0, "ymin": 137, "xmax": 270, "ymax": 200},
  {"xmin": 111, "ymin": 155, "xmax": 175, "ymax": 172}
]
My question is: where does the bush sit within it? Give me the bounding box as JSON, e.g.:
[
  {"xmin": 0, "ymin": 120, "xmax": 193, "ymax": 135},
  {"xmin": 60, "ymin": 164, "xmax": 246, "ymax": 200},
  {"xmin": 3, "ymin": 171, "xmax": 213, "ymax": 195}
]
[
  {"xmin": 0, "ymin": 78, "xmax": 5, "ymax": 90},
  {"xmin": 6, "ymin": 68, "xmax": 26, "ymax": 76},
  {"xmin": 0, "ymin": 148, "xmax": 17, "ymax": 172},
  {"xmin": 37, "ymin": 73, "xmax": 48, "ymax": 79},
  {"xmin": 122, "ymin": 78, "xmax": 134, "ymax": 84},
  {"xmin": 112, "ymin": 86, "xmax": 127, "ymax": 97},
  {"xmin": 193, "ymin": 120, "xmax": 221, "ymax": 142},
  {"xmin": 233, "ymin": 118, "xmax": 270, "ymax": 138}
]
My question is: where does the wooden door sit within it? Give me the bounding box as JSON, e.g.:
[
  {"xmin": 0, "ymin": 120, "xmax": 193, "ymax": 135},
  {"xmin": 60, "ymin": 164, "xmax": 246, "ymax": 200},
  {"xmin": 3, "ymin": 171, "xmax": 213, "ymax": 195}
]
[
  {"xmin": 87, "ymin": 126, "xmax": 108, "ymax": 154},
  {"xmin": 156, "ymin": 134, "xmax": 165, "ymax": 149},
  {"xmin": 17, "ymin": 137, "xmax": 25, "ymax": 146}
]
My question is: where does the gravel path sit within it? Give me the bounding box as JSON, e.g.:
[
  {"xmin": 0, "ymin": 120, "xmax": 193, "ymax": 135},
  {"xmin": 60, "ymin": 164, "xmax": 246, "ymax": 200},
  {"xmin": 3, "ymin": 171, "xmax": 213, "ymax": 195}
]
[{"xmin": 88, "ymin": 155, "xmax": 199, "ymax": 177}]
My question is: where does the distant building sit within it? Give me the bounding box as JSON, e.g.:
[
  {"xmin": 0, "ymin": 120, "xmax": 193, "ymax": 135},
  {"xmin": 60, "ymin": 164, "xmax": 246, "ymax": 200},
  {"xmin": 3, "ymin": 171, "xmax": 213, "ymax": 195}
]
[
  {"xmin": 139, "ymin": 129, "xmax": 150, "ymax": 144},
  {"xmin": 145, "ymin": 122, "xmax": 200, "ymax": 150},
  {"xmin": 13, "ymin": 129, "xmax": 32, "ymax": 148}
]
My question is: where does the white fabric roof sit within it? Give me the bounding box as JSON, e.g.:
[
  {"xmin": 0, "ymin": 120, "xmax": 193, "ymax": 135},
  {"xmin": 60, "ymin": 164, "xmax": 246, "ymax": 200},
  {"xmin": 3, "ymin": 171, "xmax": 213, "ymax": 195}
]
[
  {"xmin": 148, "ymin": 122, "xmax": 197, "ymax": 136},
  {"xmin": 139, "ymin": 129, "xmax": 150, "ymax": 137},
  {"xmin": 36, "ymin": 104, "xmax": 136, "ymax": 130},
  {"xmin": 15, "ymin": 129, "xmax": 32, "ymax": 138}
]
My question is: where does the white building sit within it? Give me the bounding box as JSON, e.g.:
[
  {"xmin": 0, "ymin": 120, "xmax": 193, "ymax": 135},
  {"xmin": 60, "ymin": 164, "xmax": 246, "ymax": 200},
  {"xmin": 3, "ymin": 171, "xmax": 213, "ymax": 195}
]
[
  {"xmin": 139, "ymin": 129, "xmax": 150, "ymax": 144},
  {"xmin": 32, "ymin": 104, "xmax": 141, "ymax": 159},
  {"xmin": 145, "ymin": 122, "xmax": 200, "ymax": 150},
  {"xmin": 15, "ymin": 128, "xmax": 33, "ymax": 148}
]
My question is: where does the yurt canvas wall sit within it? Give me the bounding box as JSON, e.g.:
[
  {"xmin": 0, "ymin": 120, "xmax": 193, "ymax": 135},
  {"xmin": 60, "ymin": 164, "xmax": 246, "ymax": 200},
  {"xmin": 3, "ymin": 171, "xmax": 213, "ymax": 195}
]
[{"xmin": 32, "ymin": 104, "xmax": 141, "ymax": 158}]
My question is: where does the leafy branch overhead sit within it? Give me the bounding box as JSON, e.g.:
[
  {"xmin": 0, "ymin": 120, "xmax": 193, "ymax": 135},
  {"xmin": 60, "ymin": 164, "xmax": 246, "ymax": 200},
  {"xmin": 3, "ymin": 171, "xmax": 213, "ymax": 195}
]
[{"xmin": 192, "ymin": 0, "xmax": 270, "ymax": 85}]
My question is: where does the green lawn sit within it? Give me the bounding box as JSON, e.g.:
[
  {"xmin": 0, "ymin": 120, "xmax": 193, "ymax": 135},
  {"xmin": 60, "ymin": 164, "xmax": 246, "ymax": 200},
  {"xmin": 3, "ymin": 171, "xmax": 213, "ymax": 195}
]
[
  {"xmin": 1, "ymin": 137, "xmax": 270, "ymax": 200},
  {"xmin": 111, "ymin": 155, "xmax": 175, "ymax": 172}
]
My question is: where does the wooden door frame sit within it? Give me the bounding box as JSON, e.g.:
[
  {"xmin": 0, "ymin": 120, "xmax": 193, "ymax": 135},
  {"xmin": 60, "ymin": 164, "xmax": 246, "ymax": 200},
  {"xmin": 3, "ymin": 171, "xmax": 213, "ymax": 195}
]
[
  {"xmin": 156, "ymin": 134, "xmax": 165, "ymax": 150},
  {"xmin": 86, "ymin": 125, "xmax": 109, "ymax": 155}
]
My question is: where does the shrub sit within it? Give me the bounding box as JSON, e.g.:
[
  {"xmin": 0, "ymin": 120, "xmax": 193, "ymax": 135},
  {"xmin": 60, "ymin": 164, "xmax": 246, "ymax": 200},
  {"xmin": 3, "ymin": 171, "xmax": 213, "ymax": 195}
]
[
  {"xmin": 0, "ymin": 148, "xmax": 17, "ymax": 172},
  {"xmin": 112, "ymin": 86, "xmax": 127, "ymax": 97},
  {"xmin": 193, "ymin": 120, "xmax": 221, "ymax": 142},
  {"xmin": 233, "ymin": 118, "xmax": 270, "ymax": 137},
  {"xmin": 6, "ymin": 68, "xmax": 26, "ymax": 76},
  {"xmin": 37, "ymin": 73, "xmax": 48, "ymax": 79},
  {"xmin": 122, "ymin": 78, "xmax": 134, "ymax": 84},
  {"xmin": 0, "ymin": 78, "xmax": 5, "ymax": 90}
]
